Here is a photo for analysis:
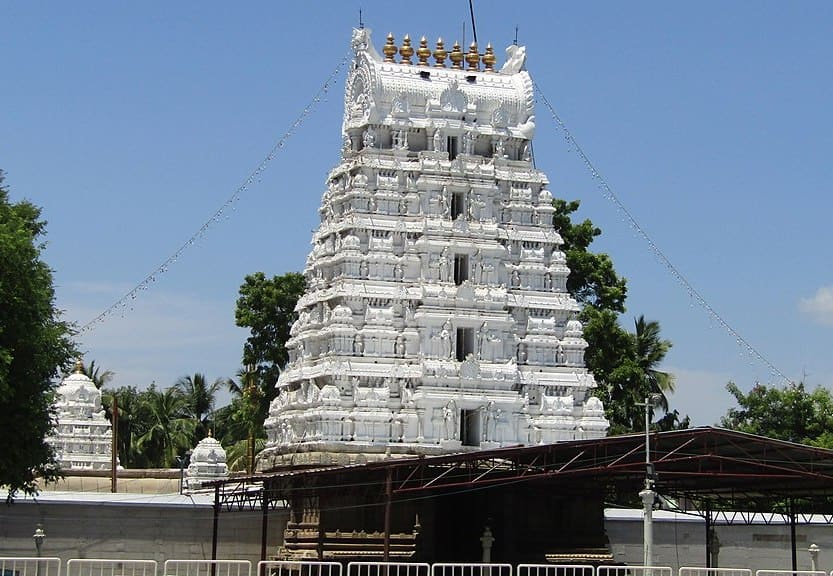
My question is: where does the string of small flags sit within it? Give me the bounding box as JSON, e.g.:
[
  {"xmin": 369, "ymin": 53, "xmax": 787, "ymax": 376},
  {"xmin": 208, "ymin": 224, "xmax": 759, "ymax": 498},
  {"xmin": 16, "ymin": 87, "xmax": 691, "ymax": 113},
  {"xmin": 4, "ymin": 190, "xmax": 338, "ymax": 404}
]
[
  {"xmin": 533, "ymin": 81, "xmax": 791, "ymax": 384},
  {"xmin": 80, "ymin": 54, "xmax": 352, "ymax": 334}
]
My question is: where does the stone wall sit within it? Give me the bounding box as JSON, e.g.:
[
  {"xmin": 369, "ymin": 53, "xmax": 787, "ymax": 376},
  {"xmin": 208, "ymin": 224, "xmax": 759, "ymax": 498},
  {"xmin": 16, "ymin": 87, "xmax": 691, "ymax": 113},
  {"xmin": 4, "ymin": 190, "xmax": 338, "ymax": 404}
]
[
  {"xmin": 0, "ymin": 497, "xmax": 288, "ymax": 563},
  {"xmin": 606, "ymin": 510, "xmax": 833, "ymax": 572}
]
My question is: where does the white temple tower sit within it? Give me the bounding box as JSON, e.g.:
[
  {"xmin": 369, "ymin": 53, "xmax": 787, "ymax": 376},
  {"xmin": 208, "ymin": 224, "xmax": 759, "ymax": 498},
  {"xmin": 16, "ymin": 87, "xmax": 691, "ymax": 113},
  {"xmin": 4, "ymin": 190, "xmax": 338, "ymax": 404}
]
[
  {"xmin": 51, "ymin": 359, "xmax": 115, "ymax": 470},
  {"xmin": 259, "ymin": 29, "xmax": 608, "ymax": 470},
  {"xmin": 184, "ymin": 433, "xmax": 229, "ymax": 492}
]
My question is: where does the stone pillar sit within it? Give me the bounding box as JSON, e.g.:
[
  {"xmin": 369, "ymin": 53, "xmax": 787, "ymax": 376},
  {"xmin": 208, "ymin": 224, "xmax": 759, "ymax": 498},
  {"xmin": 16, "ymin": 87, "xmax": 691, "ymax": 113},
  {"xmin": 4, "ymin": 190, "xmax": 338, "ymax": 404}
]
[{"xmin": 480, "ymin": 526, "xmax": 494, "ymax": 563}]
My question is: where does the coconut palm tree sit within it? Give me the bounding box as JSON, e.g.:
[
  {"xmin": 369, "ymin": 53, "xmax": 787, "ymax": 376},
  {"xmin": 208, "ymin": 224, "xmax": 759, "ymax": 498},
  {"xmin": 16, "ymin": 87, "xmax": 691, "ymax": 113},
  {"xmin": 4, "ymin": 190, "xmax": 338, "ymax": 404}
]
[
  {"xmin": 632, "ymin": 315, "xmax": 675, "ymax": 412},
  {"xmin": 175, "ymin": 373, "xmax": 225, "ymax": 439},
  {"xmin": 214, "ymin": 367, "xmax": 269, "ymax": 473},
  {"xmin": 82, "ymin": 359, "xmax": 115, "ymax": 389},
  {"xmin": 134, "ymin": 386, "xmax": 194, "ymax": 468}
]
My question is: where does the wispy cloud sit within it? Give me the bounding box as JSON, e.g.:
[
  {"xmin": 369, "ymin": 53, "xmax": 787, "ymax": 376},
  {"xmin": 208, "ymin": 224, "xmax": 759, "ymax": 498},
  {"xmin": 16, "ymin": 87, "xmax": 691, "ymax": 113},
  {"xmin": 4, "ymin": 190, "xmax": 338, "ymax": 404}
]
[
  {"xmin": 799, "ymin": 285, "xmax": 833, "ymax": 326},
  {"xmin": 56, "ymin": 284, "xmax": 246, "ymax": 395}
]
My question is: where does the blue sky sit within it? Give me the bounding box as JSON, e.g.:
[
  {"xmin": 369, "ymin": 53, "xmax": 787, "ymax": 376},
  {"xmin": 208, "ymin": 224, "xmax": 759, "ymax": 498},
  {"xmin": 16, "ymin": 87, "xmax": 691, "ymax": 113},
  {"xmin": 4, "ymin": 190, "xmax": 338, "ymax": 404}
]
[{"xmin": 3, "ymin": 1, "xmax": 832, "ymax": 426}]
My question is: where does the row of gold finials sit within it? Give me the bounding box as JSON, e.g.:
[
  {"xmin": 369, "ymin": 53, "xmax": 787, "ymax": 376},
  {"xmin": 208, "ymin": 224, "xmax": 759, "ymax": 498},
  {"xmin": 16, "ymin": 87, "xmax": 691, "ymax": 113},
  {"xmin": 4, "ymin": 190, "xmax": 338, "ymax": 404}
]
[{"xmin": 383, "ymin": 33, "xmax": 498, "ymax": 72}]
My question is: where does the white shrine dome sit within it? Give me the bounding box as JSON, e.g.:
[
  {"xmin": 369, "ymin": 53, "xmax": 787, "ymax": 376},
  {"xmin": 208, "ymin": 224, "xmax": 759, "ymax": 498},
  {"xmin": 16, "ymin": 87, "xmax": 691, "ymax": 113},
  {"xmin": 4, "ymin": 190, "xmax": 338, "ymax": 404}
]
[
  {"xmin": 56, "ymin": 359, "xmax": 102, "ymax": 413},
  {"xmin": 190, "ymin": 434, "xmax": 228, "ymax": 467},
  {"xmin": 184, "ymin": 433, "xmax": 229, "ymax": 492},
  {"xmin": 564, "ymin": 319, "xmax": 584, "ymax": 339}
]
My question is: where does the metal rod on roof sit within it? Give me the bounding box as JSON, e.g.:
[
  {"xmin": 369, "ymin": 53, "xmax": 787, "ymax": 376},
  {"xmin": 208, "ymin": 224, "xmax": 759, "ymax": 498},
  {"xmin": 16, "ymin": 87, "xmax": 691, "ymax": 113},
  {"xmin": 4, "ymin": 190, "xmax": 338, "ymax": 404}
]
[{"xmin": 469, "ymin": 0, "xmax": 478, "ymax": 45}]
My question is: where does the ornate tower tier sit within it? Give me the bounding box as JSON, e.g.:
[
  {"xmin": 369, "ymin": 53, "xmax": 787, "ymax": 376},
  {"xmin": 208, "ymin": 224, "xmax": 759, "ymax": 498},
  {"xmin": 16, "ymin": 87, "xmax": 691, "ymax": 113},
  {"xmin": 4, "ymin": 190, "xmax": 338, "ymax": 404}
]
[
  {"xmin": 50, "ymin": 359, "xmax": 115, "ymax": 470},
  {"xmin": 259, "ymin": 29, "xmax": 608, "ymax": 470}
]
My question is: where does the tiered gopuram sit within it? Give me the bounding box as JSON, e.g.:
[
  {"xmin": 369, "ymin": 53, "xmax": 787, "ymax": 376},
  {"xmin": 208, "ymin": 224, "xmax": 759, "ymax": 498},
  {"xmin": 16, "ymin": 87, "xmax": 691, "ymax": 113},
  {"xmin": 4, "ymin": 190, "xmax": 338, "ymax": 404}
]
[
  {"xmin": 51, "ymin": 359, "xmax": 115, "ymax": 470},
  {"xmin": 260, "ymin": 29, "xmax": 608, "ymax": 470}
]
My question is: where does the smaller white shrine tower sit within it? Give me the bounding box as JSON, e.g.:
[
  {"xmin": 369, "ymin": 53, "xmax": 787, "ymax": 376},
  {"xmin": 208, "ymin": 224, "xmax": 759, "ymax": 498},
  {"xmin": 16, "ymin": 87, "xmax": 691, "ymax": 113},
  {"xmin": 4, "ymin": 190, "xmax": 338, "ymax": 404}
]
[
  {"xmin": 184, "ymin": 434, "xmax": 229, "ymax": 492},
  {"xmin": 50, "ymin": 359, "xmax": 114, "ymax": 470}
]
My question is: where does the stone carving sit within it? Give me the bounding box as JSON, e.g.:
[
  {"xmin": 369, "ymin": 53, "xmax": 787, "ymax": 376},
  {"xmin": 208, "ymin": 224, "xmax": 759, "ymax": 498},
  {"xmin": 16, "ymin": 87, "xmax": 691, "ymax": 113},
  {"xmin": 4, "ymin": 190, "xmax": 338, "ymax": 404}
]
[
  {"xmin": 463, "ymin": 130, "xmax": 475, "ymax": 155},
  {"xmin": 353, "ymin": 333, "xmax": 364, "ymax": 355},
  {"xmin": 493, "ymin": 137, "xmax": 506, "ymax": 158},
  {"xmin": 363, "ymin": 126, "xmax": 376, "ymax": 148},
  {"xmin": 395, "ymin": 334, "xmax": 406, "ymax": 357},
  {"xmin": 443, "ymin": 400, "xmax": 458, "ymax": 440},
  {"xmin": 354, "ymin": 384, "xmax": 390, "ymax": 408},
  {"xmin": 439, "ymin": 247, "xmax": 451, "ymax": 282},
  {"xmin": 501, "ymin": 44, "xmax": 527, "ymax": 74},
  {"xmin": 493, "ymin": 105, "xmax": 509, "ymax": 129},
  {"xmin": 440, "ymin": 80, "xmax": 467, "ymax": 113},
  {"xmin": 542, "ymin": 394, "xmax": 573, "ymax": 415},
  {"xmin": 433, "ymin": 129, "xmax": 444, "ymax": 152},
  {"xmin": 392, "ymin": 93, "xmax": 410, "ymax": 116},
  {"xmin": 440, "ymin": 319, "xmax": 453, "ymax": 358},
  {"xmin": 483, "ymin": 401, "xmax": 501, "ymax": 442},
  {"xmin": 460, "ymin": 355, "xmax": 480, "ymax": 379}
]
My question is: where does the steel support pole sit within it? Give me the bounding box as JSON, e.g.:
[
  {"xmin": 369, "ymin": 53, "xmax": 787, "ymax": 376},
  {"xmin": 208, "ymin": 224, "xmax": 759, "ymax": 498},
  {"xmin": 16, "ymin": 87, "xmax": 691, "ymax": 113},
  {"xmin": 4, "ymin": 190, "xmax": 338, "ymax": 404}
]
[
  {"xmin": 790, "ymin": 502, "xmax": 798, "ymax": 571},
  {"xmin": 641, "ymin": 396, "xmax": 654, "ymax": 568},
  {"xmin": 640, "ymin": 485, "xmax": 655, "ymax": 567},
  {"xmin": 384, "ymin": 468, "xmax": 392, "ymax": 562},
  {"xmin": 111, "ymin": 396, "xmax": 118, "ymax": 493},
  {"xmin": 705, "ymin": 506, "xmax": 712, "ymax": 568},
  {"xmin": 261, "ymin": 488, "xmax": 269, "ymax": 562},
  {"xmin": 212, "ymin": 485, "xmax": 220, "ymax": 563}
]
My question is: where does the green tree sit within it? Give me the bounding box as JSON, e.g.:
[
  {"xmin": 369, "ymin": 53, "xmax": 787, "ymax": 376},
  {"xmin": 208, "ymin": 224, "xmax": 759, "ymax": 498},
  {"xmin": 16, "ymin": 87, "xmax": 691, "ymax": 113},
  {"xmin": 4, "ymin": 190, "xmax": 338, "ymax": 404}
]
[
  {"xmin": 552, "ymin": 199, "xmax": 685, "ymax": 434},
  {"xmin": 235, "ymin": 272, "xmax": 306, "ymax": 388},
  {"xmin": 101, "ymin": 385, "xmax": 144, "ymax": 468},
  {"xmin": 84, "ymin": 359, "xmax": 115, "ymax": 390},
  {"xmin": 633, "ymin": 315, "xmax": 676, "ymax": 410},
  {"xmin": 553, "ymin": 199, "xmax": 627, "ymax": 313},
  {"xmin": 133, "ymin": 385, "xmax": 195, "ymax": 468},
  {"xmin": 0, "ymin": 171, "xmax": 77, "ymax": 499},
  {"xmin": 214, "ymin": 368, "xmax": 267, "ymax": 472},
  {"xmin": 175, "ymin": 372, "xmax": 224, "ymax": 440},
  {"xmin": 720, "ymin": 381, "xmax": 833, "ymax": 447}
]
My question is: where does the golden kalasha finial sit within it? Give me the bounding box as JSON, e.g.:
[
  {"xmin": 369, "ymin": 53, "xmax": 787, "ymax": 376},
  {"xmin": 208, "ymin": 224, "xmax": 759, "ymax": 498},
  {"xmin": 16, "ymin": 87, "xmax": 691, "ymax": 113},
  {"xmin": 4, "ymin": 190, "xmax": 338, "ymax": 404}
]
[
  {"xmin": 482, "ymin": 43, "xmax": 496, "ymax": 72},
  {"xmin": 383, "ymin": 33, "xmax": 397, "ymax": 62},
  {"xmin": 466, "ymin": 42, "xmax": 480, "ymax": 71},
  {"xmin": 73, "ymin": 358, "xmax": 85, "ymax": 374},
  {"xmin": 417, "ymin": 36, "xmax": 431, "ymax": 66},
  {"xmin": 449, "ymin": 41, "xmax": 464, "ymax": 69},
  {"xmin": 399, "ymin": 34, "xmax": 414, "ymax": 65},
  {"xmin": 433, "ymin": 38, "xmax": 447, "ymax": 67}
]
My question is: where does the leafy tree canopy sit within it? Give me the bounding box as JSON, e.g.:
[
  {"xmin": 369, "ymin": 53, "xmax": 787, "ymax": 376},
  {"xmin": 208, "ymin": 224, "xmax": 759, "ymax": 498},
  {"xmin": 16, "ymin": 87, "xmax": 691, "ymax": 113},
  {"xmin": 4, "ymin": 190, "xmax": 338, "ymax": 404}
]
[
  {"xmin": 235, "ymin": 271, "xmax": 306, "ymax": 390},
  {"xmin": 552, "ymin": 199, "xmax": 686, "ymax": 434},
  {"xmin": 720, "ymin": 381, "xmax": 833, "ymax": 448},
  {"xmin": 175, "ymin": 372, "xmax": 224, "ymax": 440},
  {"xmin": 0, "ymin": 170, "xmax": 77, "ymax": 498},
  {"xmin": 553, "ymin": 199, "xmax": 628, "ymax": 313}
]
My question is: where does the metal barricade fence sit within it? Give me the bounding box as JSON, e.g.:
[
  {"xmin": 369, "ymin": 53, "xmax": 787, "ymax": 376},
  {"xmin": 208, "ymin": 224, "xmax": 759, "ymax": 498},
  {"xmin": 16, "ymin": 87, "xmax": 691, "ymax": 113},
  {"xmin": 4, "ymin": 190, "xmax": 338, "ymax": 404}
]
[
  {"xmin": 680, "ymin": 568, "xmax": 752, "ymax": 576},
  {"xmin": 0, "ymin": 557, "xmax": 62, "ymax": 576},
  {"xmin": 163, "ymin": 561, "xmax": 251, "ymax": 576},
  {"xmin": 347, "ymin": 562, "xmax": 431, "ymax": 576},
  {"xmin": 756, "ymin": 571, "xmax": 827, "ymax": 576},
  {"xmin": 599, "ymin": 566, "xmax": 674, "ymax": 576},
  {"xmin": 431, "ymin": 563, "xmax": 513, "ymax": 576},
  {"xmin": 517, "ymin": 564, "xmax": 594, "ymax": 576},
  {"xmin": 257, "ymin": 562, "xmax": 342, "ymax": 576},
  {"xmin": 66, "ymin": 559, "xmax": 158, "ymax": 576}
]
